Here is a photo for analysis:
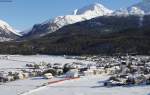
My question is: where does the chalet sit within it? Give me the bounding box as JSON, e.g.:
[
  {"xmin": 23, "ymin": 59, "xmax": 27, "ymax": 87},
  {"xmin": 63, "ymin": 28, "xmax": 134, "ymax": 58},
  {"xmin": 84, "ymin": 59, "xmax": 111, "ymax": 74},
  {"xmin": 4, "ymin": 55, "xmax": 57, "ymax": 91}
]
[
  {"xmin": 66, "ymin": 69, "xmax": 79, "ymax": 78},
  {"xmin": 44, "ymin": 73, "xmax": 53, "ymax": 79}
]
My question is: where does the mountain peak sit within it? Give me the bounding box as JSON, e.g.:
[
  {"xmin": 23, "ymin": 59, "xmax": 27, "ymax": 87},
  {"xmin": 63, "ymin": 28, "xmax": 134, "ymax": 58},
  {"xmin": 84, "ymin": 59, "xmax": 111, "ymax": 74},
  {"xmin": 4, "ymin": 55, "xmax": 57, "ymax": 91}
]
[
  {"xmin": 0, "ymin": 20, "xmax": 11, "ymax": 29},
  {"xmin": 128, "ymin": 7, "xmax": 145, "ymax": 15},
  {"xmin": 0, "ymin": 19, "xmax": 21, "ymax": 37},
  {"xmin": 130, "ymin": 0, "xmax": 150, "ymax": 14},
  {"xmin": 113, "ymin": 1, "xmax": 150, "ymax": 16},
  {"xmin": 23, "ymin": 3, "xmax": 113, "ymax": 39},
  {"xmin": 75, "ymin": 3, "xmax": 113, "ymax": 15}
]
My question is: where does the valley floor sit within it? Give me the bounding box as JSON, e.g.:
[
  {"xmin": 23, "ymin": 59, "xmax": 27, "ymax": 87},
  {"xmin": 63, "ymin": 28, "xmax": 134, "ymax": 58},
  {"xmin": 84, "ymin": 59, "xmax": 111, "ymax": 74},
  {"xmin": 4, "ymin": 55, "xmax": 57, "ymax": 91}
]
[
  {"xmin": 22, "ymin": 75, "xmax": 150, "ymax": 95},
  {"xmin": 0, "ymin": 55, "xmax": 150, "ymax": 95}
]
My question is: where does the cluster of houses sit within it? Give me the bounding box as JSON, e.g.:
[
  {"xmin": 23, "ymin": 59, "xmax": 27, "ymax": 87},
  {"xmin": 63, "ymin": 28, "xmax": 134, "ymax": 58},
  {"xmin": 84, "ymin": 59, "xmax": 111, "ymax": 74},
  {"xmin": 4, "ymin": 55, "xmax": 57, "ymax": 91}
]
[
  {"xmin": 0, "ymin": 71, "xmax": 29, "ymax": 82},
  {"xmin": 99, "ymin": 56, "xmax": 150, "ymax": 86},
  {"xmin": 0, "ymin": 60, "xmax": 101, "ymax": 83},
  {"xmin": 1, "ymin": 55, "xmax": 150, "ymax": 87},
  {"xmin": 69, "ymin": 55, "xmax": 150, "ymax": 86}
]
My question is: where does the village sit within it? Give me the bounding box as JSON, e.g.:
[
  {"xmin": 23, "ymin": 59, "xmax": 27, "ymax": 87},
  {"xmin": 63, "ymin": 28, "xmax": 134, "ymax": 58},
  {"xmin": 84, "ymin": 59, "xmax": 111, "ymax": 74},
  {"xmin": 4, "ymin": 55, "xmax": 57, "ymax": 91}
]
[
  {"xmin": 69, "ymin": 55, "xmax": 150, "ymax": 86},
  {"xmin": 0, "ymin": 55, "xmax": 150, "ymax": 88}
]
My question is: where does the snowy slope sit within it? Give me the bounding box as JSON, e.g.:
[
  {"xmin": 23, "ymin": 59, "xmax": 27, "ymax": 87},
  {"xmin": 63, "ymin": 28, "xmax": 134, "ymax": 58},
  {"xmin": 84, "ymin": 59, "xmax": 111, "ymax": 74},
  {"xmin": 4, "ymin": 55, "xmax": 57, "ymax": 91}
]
[
  {"xmin": 21, "ymin": 1, "xmax": 150, "ymax": 39},
  {"xmin": 0, "ymin": 20, "xmax": 21, "ymax": 36},
  {"xmin": 113, "ymin": 0, "xmax": 150, "ymax": 16},
  {"xmin": 22, "ymin": 3, "xmax": 113, "ymax": 39},
  {"xmin": 131, "ymin": 0, "xmax": 150, "ymax": 14},
  {"xmin": 0, "ymin": 20, "xmax": 21, "ymax": 41},
  {"xmin": 75, "ymin": 3, "xmax": 113, "ymax": 16},
  {"xmin": 43, "ymin": 3, "xmax": 113, "ymax": 27},
  {"xmin": 128, "ymin": 7, "xmax": 145, "ymax": 15},
  {"xmin": 113, "ymin": 7, "xmax": 145, "ymax": 16},
  {"xmin": 22, "ymin": 1, "xmax": 150, "ymax": 39},
  {"xmin": 49, "ymin": 3, "xmax": 113, "ymax": 28}
]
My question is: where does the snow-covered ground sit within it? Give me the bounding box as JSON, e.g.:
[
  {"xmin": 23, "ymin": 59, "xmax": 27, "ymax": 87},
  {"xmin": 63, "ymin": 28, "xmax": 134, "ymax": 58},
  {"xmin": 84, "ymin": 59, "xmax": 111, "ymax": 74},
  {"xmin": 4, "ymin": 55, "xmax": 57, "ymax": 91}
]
[
  {"xmin": 0, "ymin": 77, "xmax": 48, "ymax": 95},
  {"xmin": 24, "ymin": 75, "xmax": 150, "ymax": 95},
  {"xmin": 0, "ymin": 76, "xmax": 67, "ymax": 95},
  {"xmin": 0, "ymin": 55, "xmax": 150, "ymax": 95},
  {"xmin": 0, "ymin": 55, "xmax": 94, "ymax": 95},
  {"xmin": 0, "ymin": 55, "xmax": 93, "ymax": 70}
]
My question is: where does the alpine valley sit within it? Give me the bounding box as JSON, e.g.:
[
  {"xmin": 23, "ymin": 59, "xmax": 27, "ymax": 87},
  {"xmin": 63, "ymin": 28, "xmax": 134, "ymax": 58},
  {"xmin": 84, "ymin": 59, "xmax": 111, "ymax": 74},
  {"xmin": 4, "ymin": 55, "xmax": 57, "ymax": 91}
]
[{"xmin": 0, "ymin": 0, "xmax": 150, "ymax": 55}]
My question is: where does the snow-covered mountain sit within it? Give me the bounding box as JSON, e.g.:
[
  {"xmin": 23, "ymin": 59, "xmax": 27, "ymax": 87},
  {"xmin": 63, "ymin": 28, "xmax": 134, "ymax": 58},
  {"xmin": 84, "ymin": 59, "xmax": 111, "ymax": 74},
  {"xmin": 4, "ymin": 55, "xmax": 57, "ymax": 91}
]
[
  {"xmin": 21, "ymin": 1, "xmax": 150, "ymax": 39},
  {"xmin": 0, "ymin": 20, "xmax": 21, "ymax": 42},
  {"xmin": 113, "ymin": 7, "xmax": 145, "ymax": 16},
  {"xmin": 74, "ymin": 3, "xmax": 113, "ymax": 17},
  {"xmin": 113, "ymin": 0, "xmax": 150, "ymax": 16},
  {"xmin": 131, "ymin": 0, "xmax": 150, "ymax": 14},
  {"xmin": 22, "ymin": 3, "xmax": 113, "ymax": 39}
]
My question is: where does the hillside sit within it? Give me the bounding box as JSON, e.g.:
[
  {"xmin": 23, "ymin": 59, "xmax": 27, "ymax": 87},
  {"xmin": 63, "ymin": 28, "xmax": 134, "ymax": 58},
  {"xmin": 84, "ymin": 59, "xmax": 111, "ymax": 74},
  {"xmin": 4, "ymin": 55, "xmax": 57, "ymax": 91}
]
[
  {"xmin": 21, "ymin": 3, "xmax": 112, "ymax": 39},
  {"xmin": 0, "ymin": 15, "xmax": 150, "ymax": 55},
  {"xmin": 0, "ymin": 20, "xmax": 21, "ymax": 42}
]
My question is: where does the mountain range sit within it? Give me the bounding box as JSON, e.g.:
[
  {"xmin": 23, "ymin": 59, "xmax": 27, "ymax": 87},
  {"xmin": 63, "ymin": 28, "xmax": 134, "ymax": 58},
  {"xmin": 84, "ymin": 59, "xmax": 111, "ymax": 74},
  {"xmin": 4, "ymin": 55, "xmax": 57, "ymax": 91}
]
[
  {"xmin": 0, "ymin": 15, "xmax": 150, "ymax": 55},
  {"xmin": 21, "ymin": 0, "xmax": 150, "ymax": 40},
  {"xmin": 0, "ymin": 0, "xmax": 150, "ymax": 41},
  {"xmin": 0, "ymin": 1, "xmax": 150, "ymax": 55},
  {"xmin": 21, "ymin": 3, "xmax": 113, "ymax": 39}
]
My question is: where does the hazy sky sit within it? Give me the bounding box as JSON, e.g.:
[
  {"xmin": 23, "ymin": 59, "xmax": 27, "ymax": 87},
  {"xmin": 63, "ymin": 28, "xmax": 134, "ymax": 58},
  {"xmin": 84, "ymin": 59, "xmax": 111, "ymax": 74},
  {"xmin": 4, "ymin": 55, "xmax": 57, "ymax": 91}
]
[{"xmin": 0, "ymin": 0, "xmax": 142, "ymax": 31}]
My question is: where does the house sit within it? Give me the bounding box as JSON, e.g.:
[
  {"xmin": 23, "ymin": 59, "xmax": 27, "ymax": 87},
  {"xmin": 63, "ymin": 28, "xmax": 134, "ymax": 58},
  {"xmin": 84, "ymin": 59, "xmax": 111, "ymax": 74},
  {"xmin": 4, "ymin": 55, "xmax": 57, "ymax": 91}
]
[
  {"xmin": 0, "ymin": 72, "xmax": 8, "ymax": 82},
  {"xmin": 88, "ymin": 65, "xmax": 97, "ymax": 70},
  {"xmin": 83, "ymin": 70, "xmax": 94, "ymax": 76},
  {"xmin": 94, "ymin": 68, "xmax": 105, "ymax": 75},
  {"xmin": 15, "ymin": 72, "xmax": 24, "ymax": 80},
  {"xmin": 44, "ymin": 73, "xmax": 53, "ymax": 79},
  {"xmin": 6, "ymin": 75, "xmax": 14, "ymax": 81},
  {"xmin": 56, "ymin": 69, "xmax": 63, "ymax": 75},
  {"xmin": 106, "ymin": 67, "xmax": 119, "ymax": 75},
  {"xmin": 23, "ymin": 73, "xmax": 29, "ymax": 78},
  {"xmin": 53, "ymin": 63, "xmax": 63, "ymax": 69},
  {"xmin": 65, "ymin": 69, "xmax": 79, "ymax": 78}
]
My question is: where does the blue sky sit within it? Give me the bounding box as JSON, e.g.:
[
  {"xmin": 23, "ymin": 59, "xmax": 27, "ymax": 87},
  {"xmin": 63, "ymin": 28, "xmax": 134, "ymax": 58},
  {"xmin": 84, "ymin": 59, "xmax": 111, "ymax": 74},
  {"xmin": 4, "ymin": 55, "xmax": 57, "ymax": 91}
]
[{"xmin": 0, "ymin": 0, "xmax": 142, "ymax": 31}]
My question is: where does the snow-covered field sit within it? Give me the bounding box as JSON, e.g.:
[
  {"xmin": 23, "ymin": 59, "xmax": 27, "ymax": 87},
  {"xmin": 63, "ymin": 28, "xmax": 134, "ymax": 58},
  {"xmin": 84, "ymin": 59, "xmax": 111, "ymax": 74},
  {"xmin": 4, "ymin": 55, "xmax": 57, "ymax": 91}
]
[
  {"xmin": 0, "ymin": 55, "xmax": 94, "ymax": 95},
  {"xmin": 0, "ymin": 77, "xmax": 49, "ymax": 95},
  {"xmin": 0, "ymin": 76, "xmax": 67, "ymax": 95},
  {"xmin": 0, "ymin": 55, "xmax": 150, "ymax": 95},
  {"xmin": 24, "ymin": 75, "xmax": 150, "ymax": 95},
  {"xmin": 0, "ymin": 55, "xmax": 93, "ymax": 70}
]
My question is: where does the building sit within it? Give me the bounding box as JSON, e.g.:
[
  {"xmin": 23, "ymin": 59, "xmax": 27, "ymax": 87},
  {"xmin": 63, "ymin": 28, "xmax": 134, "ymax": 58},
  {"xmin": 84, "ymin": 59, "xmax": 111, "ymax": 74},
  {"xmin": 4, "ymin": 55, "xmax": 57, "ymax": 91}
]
[{"xmin": 65, "ymin": 69, "xmax": 79, "ymax": 78}]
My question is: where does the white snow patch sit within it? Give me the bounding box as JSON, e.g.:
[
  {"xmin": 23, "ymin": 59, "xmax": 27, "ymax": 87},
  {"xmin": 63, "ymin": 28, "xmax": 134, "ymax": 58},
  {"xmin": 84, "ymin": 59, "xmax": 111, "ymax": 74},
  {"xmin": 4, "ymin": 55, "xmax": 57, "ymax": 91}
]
[{"xmin": 25, "ymin": 75, "xmax": 150, "ymax": 95}]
